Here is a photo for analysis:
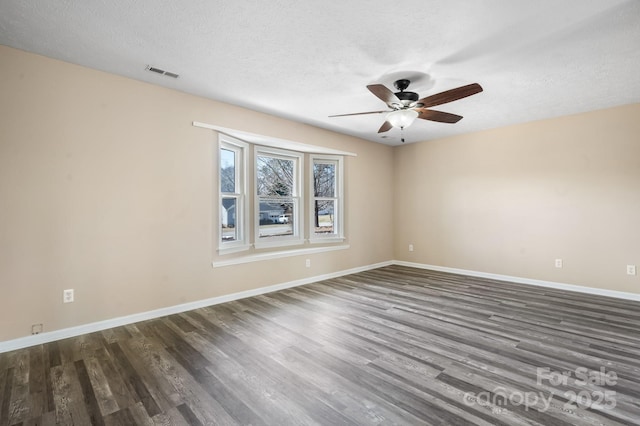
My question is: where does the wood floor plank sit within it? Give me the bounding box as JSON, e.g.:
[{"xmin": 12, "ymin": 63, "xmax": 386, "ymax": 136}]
[
  {"xmin": 2, "ymin": 265, "xmax": 640, "ymax": 425},
  {"xmin": 0, "ymin": 368, "xmax": 13, "ymax": 426},
  {"xmin": 27, "ymin": 346, "xmax": 46, "ymax": 419},
  {"xmin": 102, "ymin": 406, "xmax": 138, "ymax": 426},
  {"xmin": 106, "ymin": 342, "xmax": 162, "ymax": 418},
  {"xmin": 7, "ymin": 350, "xmax": 29, "ymax": 426},
  {"xmin": 74, "ymin": 359, "xmax": 105, "ymax": 426},
  {"xmin": 176, "ymin": 402, "xmax": 202, "ymax": 426},
  {"xmin": 92, "ymin": 346, "xmax": 136, "ymax": 416},
  {"xmin": 82, "ymin": 355, "xmax": 119, "ymax": 417},
  {"xmin": 49, "ymin": 362, "xmax": 93, "ymax": 425}
]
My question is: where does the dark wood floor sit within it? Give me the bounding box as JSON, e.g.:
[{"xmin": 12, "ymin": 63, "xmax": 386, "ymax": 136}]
[{"xmin": 1, "ymin": 265, "xmax": 640, "ymax": 425}]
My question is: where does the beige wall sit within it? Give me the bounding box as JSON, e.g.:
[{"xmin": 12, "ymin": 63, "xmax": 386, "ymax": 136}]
[
  {"xmin": 394, "ymin": 103, "xmax": 640, "ymax": 294},
  {"xmin": 2, "ymin": 44, "xmax": 638, "ymax": 343},
  {"xmin": 0, "ymin": 46, "xmax": 394, "ymax": 342}
]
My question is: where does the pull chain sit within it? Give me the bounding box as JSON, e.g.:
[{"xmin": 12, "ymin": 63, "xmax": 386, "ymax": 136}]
[{"xmin": 400, "ymin": 126, "xmax": 405, "ymax": 143}]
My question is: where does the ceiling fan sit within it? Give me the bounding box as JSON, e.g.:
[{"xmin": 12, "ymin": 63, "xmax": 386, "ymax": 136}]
[{"xmin": 329, "ymin": 79, "xmax": 483, "ymax": 139}]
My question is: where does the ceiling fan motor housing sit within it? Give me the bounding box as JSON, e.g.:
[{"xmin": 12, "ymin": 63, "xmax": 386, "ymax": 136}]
[
  {"xmin": 393, "ymin": 79, "xmax": 419, "ymax": 106},
  {"xmin": 395, "ymin": 91, "xmax": 419, "ymax": 102}
]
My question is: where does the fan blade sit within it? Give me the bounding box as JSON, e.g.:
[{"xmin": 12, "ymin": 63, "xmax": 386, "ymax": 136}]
[
  {"xmin": 378, "ymin": 121, "xmax": 393, "ymax": 133},
  {"xmin": 367, "ymin": 84, "xmax": 400, "ymax": 104},
  {"xmin": 415, "ymin": 109, "xmax": 463, "ymax": 124},
  {"xmin": 417, "ymin": 83, "xmax": 483, "ymax": 108},
  {"xmin": 328, "ymin": 110, "xmax": 388, "ymax": 117}
]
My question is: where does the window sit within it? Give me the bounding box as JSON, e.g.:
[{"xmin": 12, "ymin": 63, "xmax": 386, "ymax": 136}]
[
  {"xmin": 218, "ymin": 136, "xmax": 248, "ymax": 253},
  {"xmin": 255, "ymin": 147, "xmax": 303, "ymax": 248},
  {"xmin": 217, "ymin": 132, "xmax": 345, "ymax": 257},
  {"xmin": 310, "ymin": 155, "xmax": 344, "ymax": 242}
]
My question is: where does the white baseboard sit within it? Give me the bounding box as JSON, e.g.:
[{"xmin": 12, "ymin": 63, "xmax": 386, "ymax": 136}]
[
  {"xmin": 393, "ymin": 260, "xmax": 640, "ymax": 302},
  {"xmin": 0, "ymin": 260, "xmax": 393, "ymax": 354},
  {"xmin": 3, "ymin": 259, "xmax": 637, "ymax": 353}
]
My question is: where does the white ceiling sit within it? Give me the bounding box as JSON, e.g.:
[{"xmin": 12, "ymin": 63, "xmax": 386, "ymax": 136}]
[{"xmin": 1, "ymin": 1, "xmax": 639, "ymax": 145}]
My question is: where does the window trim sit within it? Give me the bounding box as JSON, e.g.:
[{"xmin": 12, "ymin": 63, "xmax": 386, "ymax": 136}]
[
  {"xmin": 218, "ymin": 135, "xmax": 250, "ymax": 254},
  {"xmin": 309, "ymin": 154, "xmax": 345, "ymax": 243},
  {"xmin": 194, "ymin": 122, "xmax": 357, "ymax": 157},
  {"xmin": 254, "ymin": 146, "xmax": 304, "ymax": 249},
  {"xmin": 212, "ymin": 244, "xmax": 350, "ymax": 268}
]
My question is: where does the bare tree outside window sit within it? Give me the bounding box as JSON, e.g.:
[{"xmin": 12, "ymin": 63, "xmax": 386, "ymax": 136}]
[
  {"xmin": 257, "ymin": 156, "xmax": 294, "ymax": 196},
  {"xmin": 313, "ymin": 161, "xmax": 336, "ymax": 234},
  {"xmin": 256, "ymin": 154, "xmax": 297, "ymax": 238}
]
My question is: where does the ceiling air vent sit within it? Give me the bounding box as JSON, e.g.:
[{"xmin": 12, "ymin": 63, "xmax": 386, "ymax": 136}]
[{"xmin": 145, "ymin": 65, "xmax": 179, "ymax": 79}]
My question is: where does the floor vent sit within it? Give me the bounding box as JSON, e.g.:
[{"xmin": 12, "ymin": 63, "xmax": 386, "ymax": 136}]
[{"xmin": 146, "ymin": 65, "xmax": 179, "ymax": 78}]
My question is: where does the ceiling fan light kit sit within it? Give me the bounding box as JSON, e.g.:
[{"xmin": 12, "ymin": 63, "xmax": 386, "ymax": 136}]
[
  {"xmin": 330, "ymin": 78, "xmax": 483, "ymax": 141},
  {"xmin": 386, "ymin": 109, "xmax": 418, "ymax": 129}
]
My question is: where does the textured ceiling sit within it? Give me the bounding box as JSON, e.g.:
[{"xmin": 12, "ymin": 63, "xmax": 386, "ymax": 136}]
[{"xmin": 1, "ymin": 0, "xmax": 639, "ymax": 145}]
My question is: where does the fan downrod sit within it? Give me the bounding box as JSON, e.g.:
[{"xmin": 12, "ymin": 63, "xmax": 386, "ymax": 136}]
[{"xmin": 394, "ymin": 79, "xmax": 411, "ymax": 91}]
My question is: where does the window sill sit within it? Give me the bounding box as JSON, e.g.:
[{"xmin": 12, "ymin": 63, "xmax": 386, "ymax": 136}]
[
  {"xmin": 212, "ymin": 244, "xmax": 350, "ymax": 268},
  {"xmin": 217, "ymin": 244, "xmax": 251, "ymax": 255}
]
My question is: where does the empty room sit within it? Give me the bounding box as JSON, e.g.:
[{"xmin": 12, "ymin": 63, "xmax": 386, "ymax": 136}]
[{"xmin": 1, "ymin": 1, "xmax": 639, "ymax": 425}]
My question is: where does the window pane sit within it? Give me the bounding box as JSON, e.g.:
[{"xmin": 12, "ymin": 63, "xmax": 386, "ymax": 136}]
[
  {"xmin": 313, "ymin": 162, "xmax": 335, "ymax": 197},
  {"xmin": 314, "ymin": 200, "xmax": 334, "ymax": 235},
  {"xmin": 258, "ymin": 199, "xmax": 294, "ymax": 238},
  {"xmin": 257, "ymin": 156, "xmax": 294, "ymax": 196},
  {"xmin": 220, "ymin": 148, "xmax": 236, "ymax": 193},
  {"xmin": 221, "ymin": 197, "xmax": 238, "ymax": 241}
]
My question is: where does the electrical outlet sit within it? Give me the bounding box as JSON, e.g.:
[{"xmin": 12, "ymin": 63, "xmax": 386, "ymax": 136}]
[
  {"xmin": 305, "ymin": 259, "xmax": 311, "ymax": 268},
  {"xmin": 63, "ymin": 289, "xmax": 74, "ymax": 303},
  {"xmin": 31, "ymin": 323, "xmax": 43, "ymax": 335},
  {"xmin": 555, "ymin": 259, "xmax": 563, "ymax": 268},
  {"xmin": 627, "ymin": 265, "xmax": 637, "ymax": 276},
  {"xmin": 409, "ymin": 244, "xmax": 414, "ymax": 252}
]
